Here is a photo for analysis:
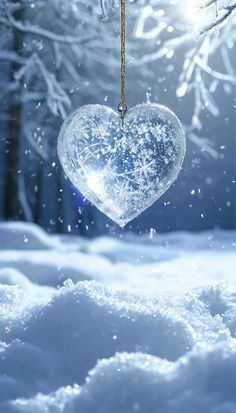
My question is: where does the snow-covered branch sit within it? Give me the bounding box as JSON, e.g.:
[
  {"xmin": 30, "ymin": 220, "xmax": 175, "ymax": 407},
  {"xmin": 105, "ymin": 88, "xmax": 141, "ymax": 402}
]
[
  {"xmin": 0, "ymin": 0, "xmax": 119, "ymax": 120},
  {"xmin": 123, "ymin": 0, "xmax": 236, "ymax": 153},
  {"xmin": 1, "ymin": 0, "xmax": 236, "ymax": 157},
  {"xmin": 200, "ymin": 0, "xmax": 236, "ymax": 33}
]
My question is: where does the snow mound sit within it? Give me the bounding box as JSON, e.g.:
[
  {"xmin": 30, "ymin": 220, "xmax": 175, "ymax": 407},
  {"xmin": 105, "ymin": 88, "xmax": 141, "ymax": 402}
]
[
  {"xmin": 1, "ymin": 281, "xmax": 230, "ymax": 402},
  {"xmin": 11, "ymin": 344, "xmax": 236, "ymax": 413},
  {"xmin": 0, "ymin": 222, "xmax": 235, "ymax": 412},
  {"xmin": 69, "ymin": 344, "xmax": 236, "ymax": 413},
  {"xmin": 0, "ymin": 222, "xmax": 235, "ymax": 292},
  {"xmin": 0, "ymin": 222, "xmax": 60, "ymax": 251}
]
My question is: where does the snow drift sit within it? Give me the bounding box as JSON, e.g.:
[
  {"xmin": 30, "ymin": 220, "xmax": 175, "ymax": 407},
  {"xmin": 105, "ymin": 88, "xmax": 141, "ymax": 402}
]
[{"xmin": 0, "ymin": 222, "xmax": 235, "ymax": 412}]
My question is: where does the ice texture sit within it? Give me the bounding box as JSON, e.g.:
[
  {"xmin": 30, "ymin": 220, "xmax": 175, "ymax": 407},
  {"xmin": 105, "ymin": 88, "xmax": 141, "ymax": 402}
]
[
  {"xmin": 0, "ymin": 222, "xmax": 235, "ymax": 413},
  {"xmin": 58, "ymin": 104, "xmax": 186, "ymax": 226}
]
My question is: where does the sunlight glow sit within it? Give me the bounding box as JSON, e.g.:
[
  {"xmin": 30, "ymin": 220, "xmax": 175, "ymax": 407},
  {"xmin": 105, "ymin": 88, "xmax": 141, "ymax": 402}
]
[
  {"xmin": 182, "ymin": 1, "xmax": 207, "ymax": 30},
  {"xmin": 87, "ymin": 171, "xmax": 105, "ymax": 198},
  {"xmin": 86, "ymin": 170, "xmax": 123, "ymax": 219}
]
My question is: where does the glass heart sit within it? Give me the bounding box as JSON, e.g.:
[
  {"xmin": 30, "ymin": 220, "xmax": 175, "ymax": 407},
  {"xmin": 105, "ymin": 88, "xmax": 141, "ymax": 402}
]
[{"xmin": 58, "ymin": 103, "xmax": 186, "ymax": 227}]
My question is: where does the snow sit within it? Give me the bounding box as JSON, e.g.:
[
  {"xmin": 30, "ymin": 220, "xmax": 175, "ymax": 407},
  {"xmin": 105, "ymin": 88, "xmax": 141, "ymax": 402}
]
[{"xmin": 0, "ymin": 222, "xmax": 235, "ymax": 412}]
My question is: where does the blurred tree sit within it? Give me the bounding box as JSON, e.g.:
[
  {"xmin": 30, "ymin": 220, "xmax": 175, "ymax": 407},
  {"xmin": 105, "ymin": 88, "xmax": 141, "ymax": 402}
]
[{"xmin": 0, "ymin": 0, "xmax": 235, "ymax": 234}]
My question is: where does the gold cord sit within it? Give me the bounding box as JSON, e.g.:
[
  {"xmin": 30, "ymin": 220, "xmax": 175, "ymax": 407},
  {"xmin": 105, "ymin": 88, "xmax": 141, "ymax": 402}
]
[{"xmin": 118, "ymin": 0, "xmax": 128, "ymax": 118}]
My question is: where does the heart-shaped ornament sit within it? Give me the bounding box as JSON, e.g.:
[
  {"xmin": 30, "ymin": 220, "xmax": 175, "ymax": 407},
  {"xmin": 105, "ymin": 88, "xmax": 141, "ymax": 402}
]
[{"xmin": 58, "ymin": 103, "xmax": 186, "ymax": 227}]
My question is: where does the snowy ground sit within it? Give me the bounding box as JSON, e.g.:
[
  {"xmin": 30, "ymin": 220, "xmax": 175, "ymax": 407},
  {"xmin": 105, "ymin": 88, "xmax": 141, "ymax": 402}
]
[{"xmin": 0, "ymin": 222, "xmax": 236, "ymax": 412}]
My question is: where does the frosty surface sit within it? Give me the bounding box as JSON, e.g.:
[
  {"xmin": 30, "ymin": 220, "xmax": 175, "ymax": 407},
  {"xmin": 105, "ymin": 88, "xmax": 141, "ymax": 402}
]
[{"xmin": 58, "ymin": 103, "xmax": 186, "ymax": 226}]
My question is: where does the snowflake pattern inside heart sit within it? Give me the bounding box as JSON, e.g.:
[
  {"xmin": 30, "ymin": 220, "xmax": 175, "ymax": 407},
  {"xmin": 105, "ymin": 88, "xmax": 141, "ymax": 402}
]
[{"xmin": 58, "ymin": 103, "xmax": 186, "ymax": 226}]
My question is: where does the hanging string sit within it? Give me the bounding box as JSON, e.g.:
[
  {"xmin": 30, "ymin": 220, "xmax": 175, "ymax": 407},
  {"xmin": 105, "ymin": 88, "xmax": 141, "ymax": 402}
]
[{"xmin": 118, "ymin": 0, "xmax": 128, "ymax": 118}]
